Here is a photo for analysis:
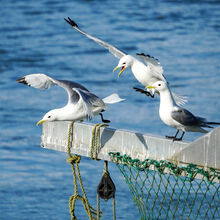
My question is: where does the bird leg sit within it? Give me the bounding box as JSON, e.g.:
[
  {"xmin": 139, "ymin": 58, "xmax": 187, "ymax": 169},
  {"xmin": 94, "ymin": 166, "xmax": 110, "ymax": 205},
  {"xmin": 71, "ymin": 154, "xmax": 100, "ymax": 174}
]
[
  {"xmin": 175, "ymin": 131, "xmax": 185, "ymax": 141},
  {"xmin": 99, "ymin": 113, "xmax": 111, "ymax": 123},
  {"xmin": 166, "ymin": 130, "xmax": 179, "ymax": 140},
  {"xmin": 166, "ymin": 130, "xmax": 185, "ymax": 141},
  {"xmin": 133, "ymin": 87, "xmax": 154, "ymax": 98}
]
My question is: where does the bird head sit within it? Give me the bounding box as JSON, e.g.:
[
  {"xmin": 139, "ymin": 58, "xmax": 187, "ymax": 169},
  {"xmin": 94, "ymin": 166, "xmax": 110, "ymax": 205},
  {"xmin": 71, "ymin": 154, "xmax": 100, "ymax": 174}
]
[
  {"xmin": 113, "ymin": 55, "xmax": 134, "ymax": 77},
  {"xmin": 37, "ymin": 110, "xmax": 57, "ymax": 126},
  {"xmin": 146, "ymin": 81, "xmax": 168, "ymax": 93}
]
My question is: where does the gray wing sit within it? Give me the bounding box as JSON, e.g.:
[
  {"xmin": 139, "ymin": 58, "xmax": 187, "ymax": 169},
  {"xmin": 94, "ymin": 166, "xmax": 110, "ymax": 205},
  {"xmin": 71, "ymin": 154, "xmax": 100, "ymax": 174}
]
[
  {"xmin": 136, "ymin": 53, "xmax": 166, "ymax": 82},
  {"xmin": 16, "ymin": 73, "xmax": 88, "ymax": 104},
  {"xmin": 65, "ymin": 17, "xmax": 126, "ymax": 59},
  {"xmin": 171, "ymin": 108, "xmax": 205, "ymax": 126},
  {"xmin": 73, "ymin": 88, "xmax": 105, "ymax": 108},
  {"xmin": 72, "ymin": 88, "xmax": 105, "ymax": 119}
]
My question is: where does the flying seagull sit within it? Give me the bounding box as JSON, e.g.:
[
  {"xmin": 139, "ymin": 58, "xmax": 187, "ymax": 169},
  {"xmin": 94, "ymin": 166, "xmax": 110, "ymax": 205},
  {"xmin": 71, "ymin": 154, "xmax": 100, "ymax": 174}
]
[
  {"xmin": 147, "ymin": 81, "xmax": 220, "ymax": 141},
  {"xmin": 17, "ymin": 73, "xmax": 124, "ymax": 125},
  {"xmin": 64, "ymin": 17, "xmax": 186, "ymax": 105}
]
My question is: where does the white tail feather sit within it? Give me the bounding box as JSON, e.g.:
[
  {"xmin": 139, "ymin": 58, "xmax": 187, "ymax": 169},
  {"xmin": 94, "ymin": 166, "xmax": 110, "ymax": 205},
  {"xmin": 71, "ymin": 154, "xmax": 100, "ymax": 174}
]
[
  {"xmin": 172, "ymin": 92, "xmax": 188, "ymax": 106},
  {"xmin": 103, "ymin": 93, "xmax": 125, "ymax": 104}
]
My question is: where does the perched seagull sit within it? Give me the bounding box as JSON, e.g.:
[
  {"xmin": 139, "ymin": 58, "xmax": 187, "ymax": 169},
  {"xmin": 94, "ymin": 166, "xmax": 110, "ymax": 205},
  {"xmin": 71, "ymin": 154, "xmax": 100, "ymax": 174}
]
[
  {"xmin": 64, "ymin": 17, "xmax": 186, "ymax": 105},
  {"xmin": 147, "ymin": 81, "xmax": 220, "ymax": 141},
  {"xmin": 17, "ymin": 74, "xmax": 124, "ymax": 125}
]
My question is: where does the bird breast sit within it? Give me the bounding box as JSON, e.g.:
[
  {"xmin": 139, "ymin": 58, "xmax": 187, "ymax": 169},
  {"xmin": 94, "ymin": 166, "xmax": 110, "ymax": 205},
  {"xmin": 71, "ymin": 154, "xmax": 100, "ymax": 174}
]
[
  {"xmin": 131, "ymin": 61, "xmax": 153, "ymax": 86},
  {"xmin": 159, "ymin": 104, "xmax": 182, "ymax": 129}
]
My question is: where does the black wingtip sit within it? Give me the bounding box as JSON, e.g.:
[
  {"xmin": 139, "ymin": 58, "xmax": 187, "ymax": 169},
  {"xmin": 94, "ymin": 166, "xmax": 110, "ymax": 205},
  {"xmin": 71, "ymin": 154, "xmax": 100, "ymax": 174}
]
[
  {"xmin": 136, "ymin": 53, "xmax": 146, "ymax": 56},
  {"xmin": 136, "ymin": 52, "xmax": 160, "ymax": 63},
  {"xmin": 136, "ymin": 53, "xmax": 155, "ymax": 59},
  {"xmin": 16, "ymin": 77, "xmax": 28, "ymax": 85},
  {"xmin": 64, "ymin": 17, "xmax": 79, "ymax": 28},
  {"xmin": 136, "ymin": 52, "xmax": 149, "ymax": 56}
]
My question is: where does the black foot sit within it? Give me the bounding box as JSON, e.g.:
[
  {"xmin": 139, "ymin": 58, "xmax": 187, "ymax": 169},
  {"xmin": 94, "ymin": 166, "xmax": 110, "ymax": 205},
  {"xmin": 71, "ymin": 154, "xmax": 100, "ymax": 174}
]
[
  {"xmin": 99, "ymin": 113, "xmax": 111, "ymax": 123},
  {"xmin": 102, "ymin": 119, "xmax": 111, "ymax": 123},
  {"xmin": 173, "ymin": 137, "xmax": 183, "ymax": 141},
  {"xmin": 166, "ymin": 136, "xmax": 182, "ymax": 141},
  {"xmin": 133, "ymin": 87, "xmax": 154, "ymax": 98}
]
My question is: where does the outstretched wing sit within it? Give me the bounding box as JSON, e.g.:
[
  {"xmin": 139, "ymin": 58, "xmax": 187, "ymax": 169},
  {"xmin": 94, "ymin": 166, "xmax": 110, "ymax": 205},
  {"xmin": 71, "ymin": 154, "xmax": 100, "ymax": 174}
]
[
  {"xmin": 65, "ymin": 17, "xmax": 126, "ymax": 59},
  {"xmin": 16, "ymin": 73, "xmax": 56, "ymax": 89},
  {"xmin": 136, "ymin": 53, "xmax": 166, "ymax": 82},
  {"xmin": 72, "ymin": 88, "xmax": 105, "ymax": 120},
  {"xmin": 16, "ymin": 73, "xmax": 88, "ymax": 104}
]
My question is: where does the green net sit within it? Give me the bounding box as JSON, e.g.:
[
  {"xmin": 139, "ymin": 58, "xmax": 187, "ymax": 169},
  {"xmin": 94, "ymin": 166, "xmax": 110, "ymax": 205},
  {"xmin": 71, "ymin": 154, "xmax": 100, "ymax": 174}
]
[{"xmin": 109, "ymin": 152, "xmax": 220, "ymax": 220}]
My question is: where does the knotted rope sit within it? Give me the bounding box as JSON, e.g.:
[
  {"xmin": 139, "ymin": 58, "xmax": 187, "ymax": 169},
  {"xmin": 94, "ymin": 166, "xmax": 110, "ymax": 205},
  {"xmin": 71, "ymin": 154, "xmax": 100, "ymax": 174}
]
[{"xmin": 66, "ymin": 121, "xmax": 102, "ymax": 220}]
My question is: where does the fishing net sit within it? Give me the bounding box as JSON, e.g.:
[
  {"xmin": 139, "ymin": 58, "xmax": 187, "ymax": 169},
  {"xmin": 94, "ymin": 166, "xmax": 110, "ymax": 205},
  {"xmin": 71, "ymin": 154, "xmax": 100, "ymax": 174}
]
[{"xmin": 109, "ymin": 152, "xmax": 220, "ymax": 220}]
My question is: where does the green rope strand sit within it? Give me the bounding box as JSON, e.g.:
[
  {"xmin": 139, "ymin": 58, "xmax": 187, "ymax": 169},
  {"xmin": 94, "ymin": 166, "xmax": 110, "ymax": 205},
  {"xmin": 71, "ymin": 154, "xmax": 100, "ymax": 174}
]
[
  {"xmin": 90, "ymin": 124, "xmax": 100, "ymax": 159},
  {"xmin": 90, "ymin": 123, "xmax": 109, "ymax": 160},
  {"xmin": 109, "ymin": 152, "xmax": 220, "ymax": 182},
  {"xmin": 66, "ymin": 121, "xmax": 101, "ymax": 220},
  {"xmin": 97, "ymin": 193, "xmax": 100, "ymax": 220}
]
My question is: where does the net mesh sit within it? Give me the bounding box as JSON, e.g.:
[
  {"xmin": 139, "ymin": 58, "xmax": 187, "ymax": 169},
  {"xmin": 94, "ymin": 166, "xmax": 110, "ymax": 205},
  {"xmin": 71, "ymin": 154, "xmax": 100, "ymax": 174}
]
[{"xmin": 109, "ymin": 152, "xmax": 220, "ymax": 220}]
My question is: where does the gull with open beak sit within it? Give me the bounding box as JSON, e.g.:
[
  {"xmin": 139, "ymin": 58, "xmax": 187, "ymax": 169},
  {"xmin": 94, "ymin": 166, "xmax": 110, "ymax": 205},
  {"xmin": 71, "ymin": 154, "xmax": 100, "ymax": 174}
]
[
  {"xmin": 65, "ymin": 17, "xmax": 187, "ymax": 105},
  {"xmin": 16, "ymin": 73, "xmax": 124, "ymax": 125},
  {"xmin": 146, "ymin": 81, "xmax": 220, "ymax": 141}
]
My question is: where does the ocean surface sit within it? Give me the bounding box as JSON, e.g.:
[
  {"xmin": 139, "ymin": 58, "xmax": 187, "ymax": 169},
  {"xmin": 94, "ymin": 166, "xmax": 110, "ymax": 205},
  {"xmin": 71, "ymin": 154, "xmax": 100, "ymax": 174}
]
[{"xmin": 0, "ymin": 0, "xmax": 220, "ymax": 219}]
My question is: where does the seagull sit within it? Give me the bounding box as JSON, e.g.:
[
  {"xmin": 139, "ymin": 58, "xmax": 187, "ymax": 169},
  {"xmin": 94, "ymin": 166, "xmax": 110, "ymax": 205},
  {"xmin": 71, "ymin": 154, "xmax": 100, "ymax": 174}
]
[
  {"xmin": 64, "ymin": 17, "xmax": 186, "ymax": 105},
  {"xmin": 17, "ymin": 73, "xmax": 124, "ymax": 125},
  {"xmin": 147, "ymin": 81, "xmax": 220, "ymax": 141}
]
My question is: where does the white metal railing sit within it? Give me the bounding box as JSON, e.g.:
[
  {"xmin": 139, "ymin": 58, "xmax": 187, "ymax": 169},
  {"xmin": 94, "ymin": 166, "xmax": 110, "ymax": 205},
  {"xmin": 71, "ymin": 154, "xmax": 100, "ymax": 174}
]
[{"xmin": 41, "ymin": 121, "xmax": 220, "ymax": 170}]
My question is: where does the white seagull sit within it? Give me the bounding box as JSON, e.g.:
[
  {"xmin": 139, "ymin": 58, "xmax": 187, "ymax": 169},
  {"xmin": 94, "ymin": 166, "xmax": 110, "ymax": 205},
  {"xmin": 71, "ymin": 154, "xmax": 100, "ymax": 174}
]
[
  {"xmin": 17, "ymin": 73, "xmax": 124, "ymax": 125},
  {"xmin": 64, "ymin": 17, "xmax": 186, "ymax": 105},
  {"xmin": 147, "ymin": 81, "xmax": 220, "ymax": 141}
]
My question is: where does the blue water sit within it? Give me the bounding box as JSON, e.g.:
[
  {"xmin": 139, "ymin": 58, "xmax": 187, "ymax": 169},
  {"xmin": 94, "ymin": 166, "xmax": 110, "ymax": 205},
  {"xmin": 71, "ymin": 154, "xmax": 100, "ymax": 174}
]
[{"xmin": 1, "ymin": 0, "xmax": 220, "ymax": 219}]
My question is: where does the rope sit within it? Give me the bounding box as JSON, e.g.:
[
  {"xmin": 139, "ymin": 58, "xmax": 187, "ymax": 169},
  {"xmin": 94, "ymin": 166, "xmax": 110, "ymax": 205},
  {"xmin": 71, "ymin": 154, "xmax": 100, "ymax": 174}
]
[
  {"xmin": 109, "ymin": 152, "xmax": 220, "ymax": 182},
  {"xmin": 66, "ymin": 121, "xmax": 101, "ymax": 220},
  {"xmin": 91, "ymin": 123, "xmax": 109, "ymax": 160},
  {"xmin": 113, "ymin": 195, "xmax": 116, "ymax": 220},
  {"xmin": 105, "ymin": 160, "xmax": 116, "ymax": 220},
  {"xmin": 97, "ymin": 193, "xmax": 100, "ymax": 220}
]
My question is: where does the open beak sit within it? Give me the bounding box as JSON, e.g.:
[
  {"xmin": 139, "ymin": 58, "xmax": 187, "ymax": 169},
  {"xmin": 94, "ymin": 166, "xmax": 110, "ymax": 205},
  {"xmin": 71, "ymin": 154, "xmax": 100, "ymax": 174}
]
[
  {"xmin": 36, "ymin": 120, "xmax": 46, "ymax": 126},
  {"xmin": 146, "ymin": 85, "xmax": 156, "ymax": 90},
  {"xmin": 113, "ymin": 66, "xmax": 126, "ymax": 77}
]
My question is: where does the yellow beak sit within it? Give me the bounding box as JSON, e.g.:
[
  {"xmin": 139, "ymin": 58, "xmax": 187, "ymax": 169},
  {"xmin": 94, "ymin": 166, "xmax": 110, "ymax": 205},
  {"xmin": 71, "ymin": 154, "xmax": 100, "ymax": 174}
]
[
  {"xmin": 113, "ymin": 66, "xmax": 126, "ymax": 77},
  {"xmin": 146, "ymin": 85, "xmax": 156, "ymax": 89},
  {"xmin": 113, "ymin": 66, "xmax": 120, "ymax": 72},
  {"xmin": 36, "ymin": 120, "xmax": 46, "ymax": 126}
]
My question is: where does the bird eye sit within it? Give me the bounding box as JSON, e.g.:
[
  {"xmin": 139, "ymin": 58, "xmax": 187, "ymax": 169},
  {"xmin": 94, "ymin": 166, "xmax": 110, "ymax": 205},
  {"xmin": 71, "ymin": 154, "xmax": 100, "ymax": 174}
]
[
  {"xmin": 122, "ymin": 62, "xmax": 126, "ymax": 65},
  {"xmin": 158, "ymin": 84, "xmax": 161, "ymax": 86},
  {"xmin": 48, "ymin": 116, "xmax": 51, "ymax": 118}
]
